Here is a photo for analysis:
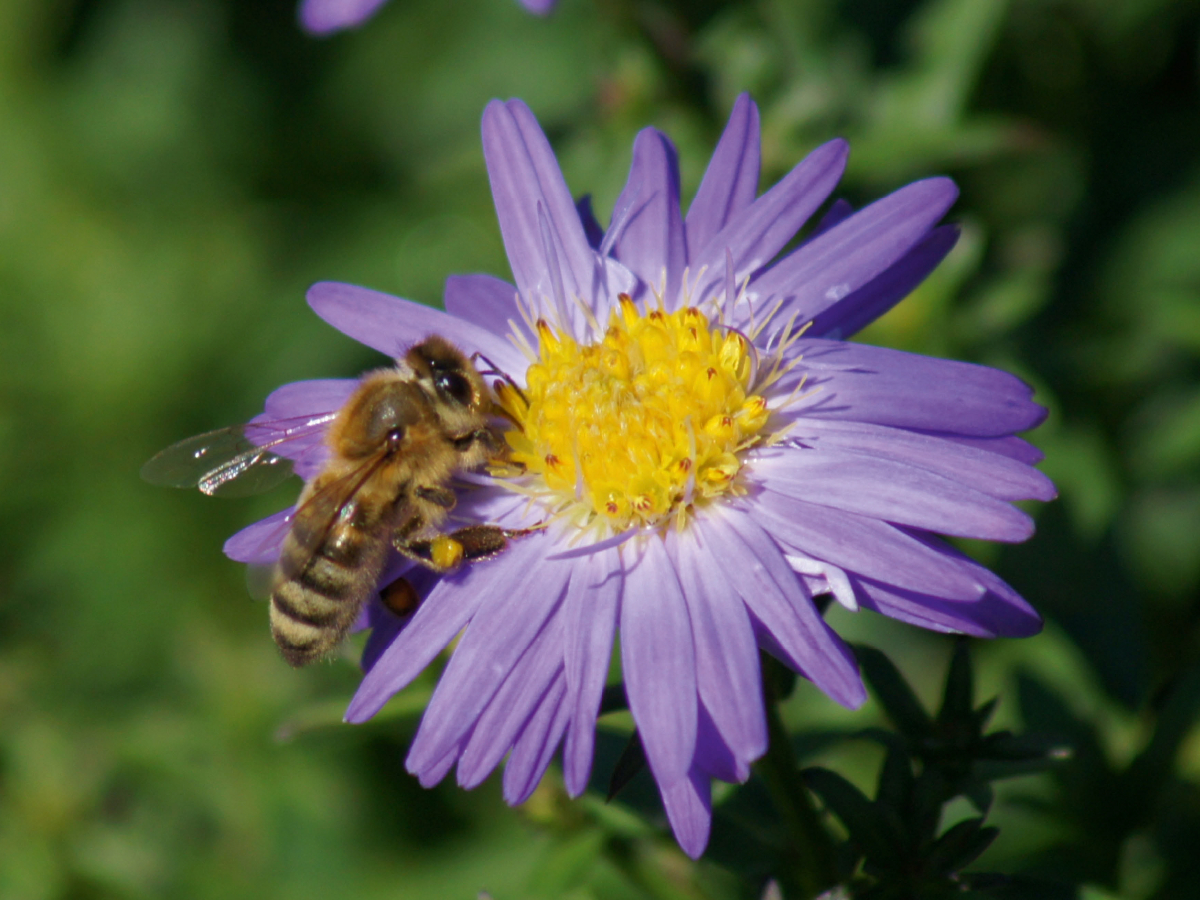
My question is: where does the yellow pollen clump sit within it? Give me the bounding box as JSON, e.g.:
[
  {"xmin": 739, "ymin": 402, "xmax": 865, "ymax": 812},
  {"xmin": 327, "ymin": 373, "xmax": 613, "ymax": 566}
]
[{"xmin": 497, "ymin": 295, "xmax": 771, "ymax": 532}]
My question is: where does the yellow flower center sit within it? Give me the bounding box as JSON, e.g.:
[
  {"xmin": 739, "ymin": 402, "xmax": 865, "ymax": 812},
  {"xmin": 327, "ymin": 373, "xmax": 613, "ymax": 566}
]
[{"xmin": 495, "ymin": 294, "xmax": 772, "ymax": 534}]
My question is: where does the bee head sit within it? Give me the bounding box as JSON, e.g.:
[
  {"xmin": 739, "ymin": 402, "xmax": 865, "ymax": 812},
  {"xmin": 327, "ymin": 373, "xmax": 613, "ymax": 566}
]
[{"xmin": 407, "ymin": 336, "xmax": 487, "ymax": 413}]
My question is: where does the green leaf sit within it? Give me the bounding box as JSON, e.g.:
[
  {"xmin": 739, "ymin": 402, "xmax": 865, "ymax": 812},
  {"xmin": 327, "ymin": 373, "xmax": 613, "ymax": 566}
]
[
  {"xmin": 874, "ymin": 741, "xmax": 915, "ymax": 817},
  {"xmin": 528, "ymin": 829, "xmax": 606, "ymax": 895},
  {"xmin": 937, "ymin": 638, "xmax": 975, "ymax": 726},
  {"xmin": 607, "ymin": 729, "xmax": 648, "ymax": 802},
  {"xmin": 803, "ymin": 767, "xmax": 904, "ymax": 871},
  {"xmin": 925, "ymin": 817, "xmax": 998, "ymax": 876},
  {"xmin": 1125, "ymin": 662, "xmax": 1200, "ymax": 809},
  {"xmin": 854, "ymin": 645, "xmax": 934, "ymax": 741}
]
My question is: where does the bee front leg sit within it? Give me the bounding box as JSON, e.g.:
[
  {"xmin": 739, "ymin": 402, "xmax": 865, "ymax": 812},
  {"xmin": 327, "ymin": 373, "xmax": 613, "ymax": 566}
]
[
  {"xmin": 413, "ymin": 485, "xmax": 457, "ymax": 510},
  {"xmin": 451, "ymin": 428, "xmax": 499, "ymax": 454}
]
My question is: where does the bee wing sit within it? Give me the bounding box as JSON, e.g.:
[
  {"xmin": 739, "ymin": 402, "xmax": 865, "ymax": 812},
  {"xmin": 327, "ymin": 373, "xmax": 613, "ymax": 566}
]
[
  {"xmin": 141, "ymin": 412, "xmax": 338, "ymax": 497},
  {"xmin": 231, "ymin": 449, "xmax": 414, "ymax": 605},
  {"xmin": 273, "ymin": 450, "xmax": 397, "ymax": 581}
]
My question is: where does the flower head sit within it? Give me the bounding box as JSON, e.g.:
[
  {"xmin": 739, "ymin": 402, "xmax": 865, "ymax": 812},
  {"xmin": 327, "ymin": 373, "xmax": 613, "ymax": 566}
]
[
  {"xmin": 299, "ymin": 0, "xmax": 555, "ymax": 35},
  {"xmin": 226, "ymin": 95, "xmax": 1053, "ymax": 857}
]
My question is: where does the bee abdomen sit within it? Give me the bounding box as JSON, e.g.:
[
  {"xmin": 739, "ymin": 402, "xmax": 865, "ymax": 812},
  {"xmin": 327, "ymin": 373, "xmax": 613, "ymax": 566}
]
[
  {"xmin": 270, "ymin": 526, "xmax": 382, "ymax": 667},
  {"xmin": 270, "ymin": 578, "xmax": 367, "ymax": 667}
]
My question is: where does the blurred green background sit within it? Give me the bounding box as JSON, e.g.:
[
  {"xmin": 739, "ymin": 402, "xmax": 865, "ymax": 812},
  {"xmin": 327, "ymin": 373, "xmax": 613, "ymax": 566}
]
[{"xmin": 1, "ymin": 0, "xmax": 1198, "ymax": 897}]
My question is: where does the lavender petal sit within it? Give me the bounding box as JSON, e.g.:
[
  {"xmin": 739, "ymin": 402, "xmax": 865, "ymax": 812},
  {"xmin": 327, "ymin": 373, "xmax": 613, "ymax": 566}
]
[
  {"xmin": 685, "ymin": 94, "xmax": 761, "ymax": 259},
  {"xmin": 482, "ymin": 100, "xmax": 597, "ymax": 325},
  {"xmin": 502, "ymin": 677, "xmax": 570, "ymax": 805},
  {"xmin": 562, "ymin": 552, "xmax": 622, "ymax": 796},
  {"xmin": 690, "ymin": 139, "xmax": 848, "ymax": 307},
  {"xmin": 457, "ymin": 611, "xmax": 564, "ymax": 789},
  {"xmin": 306, "ymin": 281, "xmax": 528, "ymax": 378},
  {"xmin": 809, "ymin": 225, "xmax": 959, "ymax": 340},
  {"xmin": 711, "ymin": 509, "xmax": 865, "ymax": 709},
  {"xmin": 660, "ymin": 770, "xmax": 713, "ymax": 860},
  {"xmin": 609, "ymin": 128, "xmax": 686, "ymax": 307},
  {"xmin": 299, "ymin": 0, "xmax": 388, "ymax": 35},
  {"xmin": 745, "ymin": 178, "xmax": 959, "ymax": 332},
  {"xmin": 620, "ymin": 540, "xmax": 698, "ymax": 784},
  {"xmin": 442, "ymin": 274, "xmax": 532, "ymax": 353},
  {"xmin": 776, "ymin": 421, "xmax": 1055, "ymax": 502},
  {"xmin": 405, "ymin": 538, "xmax": 570, "ymax": 772},
  {"xmin": 223, "ymin": 507, "xmax": 293, "ymax": 565},
  {"xmin": 754, "ymin": 447, "xmax": 1036, "ymax": 542},
  {"xmin": 780, "ymin": 339, "xmax": 1048, "ymax": 437},
  {"xmin": 668, "ymin": 526, "xmax": 767, "ymax": 769}
]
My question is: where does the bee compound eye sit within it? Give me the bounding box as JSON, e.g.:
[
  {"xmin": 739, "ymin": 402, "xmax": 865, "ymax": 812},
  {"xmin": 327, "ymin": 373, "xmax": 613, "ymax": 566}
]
[
  {"xmin": 435, "ymin": 371, "xmax": 473, "ymax": 406},
  {"xmin": 386, "ymin": 426, "xmax": 405, "ymax": 449}
]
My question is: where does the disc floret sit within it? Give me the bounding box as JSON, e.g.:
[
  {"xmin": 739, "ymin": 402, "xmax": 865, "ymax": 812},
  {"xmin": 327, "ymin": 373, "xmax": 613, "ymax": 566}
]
[{"xmin": 497, "ymin": 294, "xmax": 774, "ymax": 534}]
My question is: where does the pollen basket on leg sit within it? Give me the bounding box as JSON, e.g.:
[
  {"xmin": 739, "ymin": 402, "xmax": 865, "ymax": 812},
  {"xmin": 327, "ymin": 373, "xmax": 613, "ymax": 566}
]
[{"xmin": 498, "ymin": 294, "xmax": 771, "ymax": 533}]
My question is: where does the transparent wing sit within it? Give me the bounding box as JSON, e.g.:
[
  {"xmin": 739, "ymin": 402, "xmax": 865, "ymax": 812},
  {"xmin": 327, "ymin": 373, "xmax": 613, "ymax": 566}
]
[
  {"xmin": 227, "ymin": 448, "xmax": 403, "ymax": 583},
  {"xmin": 141, "ymin": 412, "xmax": 338, "ymax": 497},
  {"xmin": 273, "ymin": 452, "xmax": 394, "ymax": 580}
]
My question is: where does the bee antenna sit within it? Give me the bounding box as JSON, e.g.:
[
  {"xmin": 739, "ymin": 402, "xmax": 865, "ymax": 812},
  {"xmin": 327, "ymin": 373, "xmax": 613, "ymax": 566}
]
[{"xmin": 471, "ymin": 352, "xmax": 528, "ymax": 405}]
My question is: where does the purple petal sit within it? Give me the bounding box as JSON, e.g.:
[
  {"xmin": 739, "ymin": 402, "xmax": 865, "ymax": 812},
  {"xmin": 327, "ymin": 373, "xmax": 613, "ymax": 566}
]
[
  {"xmin": 753, "ymin": 447, "xmax": 1036, "ymax": 542},
  {"xmin": 809, "ymin": 225, "xmax": 960, "ymax": 340},
  {"xmin": 416, "ymin": 736, "xmax": 468, "ymax": 788},
  {"xmin": 708, "ymin": 509, "xmax": 865, "ymax": 708},
  {"xmin": 660, "ymin": 770, "xmax": 712, "ymax": 860},
  {"xmin": 502, "ymin": 676, "xmax": 570, "ymax": 805},
  {"xmin": 260, "ymin": 378, "xmax": 357, "ymax": 420},
  {"xmin": 811, "ymin": 198, "xmax": 855, "ymax": 236},
  {"xmin": 299, "ymin": 0, "xmax": 388, "ymax": 35},
  {"xmin": 306, "ymin": 281, "xmax": 529, "ymax": 381},
  {"xmin": 405, "ymin": 537, "xmax": 570, "ymax": 772},
  {"xmin": 223, "ymin": 507, "xmax": 293, "ymax": 565},
  {"xmin": 482, "ymin": 100, "xmax": 597, "ymax": 324},
  {"xmin": 442, "ymin": 274, "xmax": 532, "ymax": 352},
  {"xmin": 360, "ymin": 566, "xmax": 436, "ymax": 672},
  {"xmin": 779, "ymin": 340, "xmax": 1048, "ymax": 437},
  {"xmin": 620, "ymin": 540, "xmax": 697, "ymax": 784},
  {"xmin": 562, "ymin": 552, "xmax": 622, "ymax": 796},
  {"xmin": 927, "ymin": 433, "xmax": 1047, "ymax": 465},
  {"xmin": 854, "ymin": 574, "xmax": 1042, "ymax": 638},
  {"xmin": 576, "ymin": 195, "xmax": 605, "ymax": 249},
  {"xmin": 346, "ymin": 546, "xmax": 549, "ymax": 723},
  {"xmin": 450, "ymin": 483, "xmax": 541, "ymax": 531},
  {"xmin": 779, "ymin": 420, "xmax": 1055, "ymax": 502},
  {"xmin": 246, "ymin": 378, "xmax": 355, "ymax": 477},
  {"xmin": 685, "ymin": 94, "xmax": 761, "ymax": 259},
  {"xmin": 748, "ymin": 489, "xmax": 985, "ymax": 600},
  {"xmin": 608, "ymin": 129, "xmax": 686, "ymax": 307},
  {"xmin": 457, "ymin": 609, "xmax": 564, "ymax": 789},
  {"xmin": 518, "ymin": 0, "xmax": 558, "ymax": 14},
  {"xmin": 744, "ymin": 178, "xmax": 959, "ymax": 332},
  {"xmin": 668, "ymin": 527, "xmax": 767, "ymax": 769},
  {"xmin": 693, "ymin": 702, "xmax": 748, "ymax": 782},
  {"xmin": 690, "ymin": 139, "xmax": 849, "ymax": 307}
]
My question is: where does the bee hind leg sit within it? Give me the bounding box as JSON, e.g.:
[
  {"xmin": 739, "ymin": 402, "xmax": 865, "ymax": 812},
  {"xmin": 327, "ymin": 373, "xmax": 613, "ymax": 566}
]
[{"xmin": 398, "ymin": 524, "xmax": 537, "ymax": 572}]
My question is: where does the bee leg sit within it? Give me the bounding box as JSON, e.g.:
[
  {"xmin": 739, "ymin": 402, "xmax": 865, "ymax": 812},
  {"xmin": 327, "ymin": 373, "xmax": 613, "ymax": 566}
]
[
  {"xmin": 399, "ymin": 523, "xmax": 541, "ymax": 572},
  {"xmin": 413, "ymin": 485, "xmax": 456, "ymax": 510},
  {"xmin": 451, "ymin": 428, "xmax": 499, "ymax": 454},
  {"xmin": 380, "ymin": 576, "xmax": 421, "ymax": 617}
]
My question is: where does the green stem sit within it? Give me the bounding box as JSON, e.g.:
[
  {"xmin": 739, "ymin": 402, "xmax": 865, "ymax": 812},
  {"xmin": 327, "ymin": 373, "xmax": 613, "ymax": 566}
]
[{"xmin": 755, "ymin": 695, "xmax": 839, "ymax": 899}]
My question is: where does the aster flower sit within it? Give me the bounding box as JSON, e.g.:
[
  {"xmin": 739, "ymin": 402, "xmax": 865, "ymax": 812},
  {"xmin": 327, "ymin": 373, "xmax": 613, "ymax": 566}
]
[
  {"xmin": 299, "ymin": 0, "xmax": 555, "ymax": 36},
  {"xmin": 225, "ymin": 95, "xmax": 1054, "ymax": 857}
]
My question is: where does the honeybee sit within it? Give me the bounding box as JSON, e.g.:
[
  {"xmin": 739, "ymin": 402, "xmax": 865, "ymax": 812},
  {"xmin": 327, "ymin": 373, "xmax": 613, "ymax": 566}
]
[{"xmin": 143, "ymin": 336, "xmax": 528, "ymax": 666}]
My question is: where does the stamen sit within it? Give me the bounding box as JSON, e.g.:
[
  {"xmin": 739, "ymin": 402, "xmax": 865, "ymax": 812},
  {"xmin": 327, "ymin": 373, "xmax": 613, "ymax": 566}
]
[{"xmin": 500, "ymin": 293, "xmax": 791, "ymax": 536}]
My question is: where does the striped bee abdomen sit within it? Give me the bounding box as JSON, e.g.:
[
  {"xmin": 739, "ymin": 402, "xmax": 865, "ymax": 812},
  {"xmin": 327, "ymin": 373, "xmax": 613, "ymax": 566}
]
[{"xmin": 269, "ymin": 517, "xmax": 387, "ymax": 667}]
